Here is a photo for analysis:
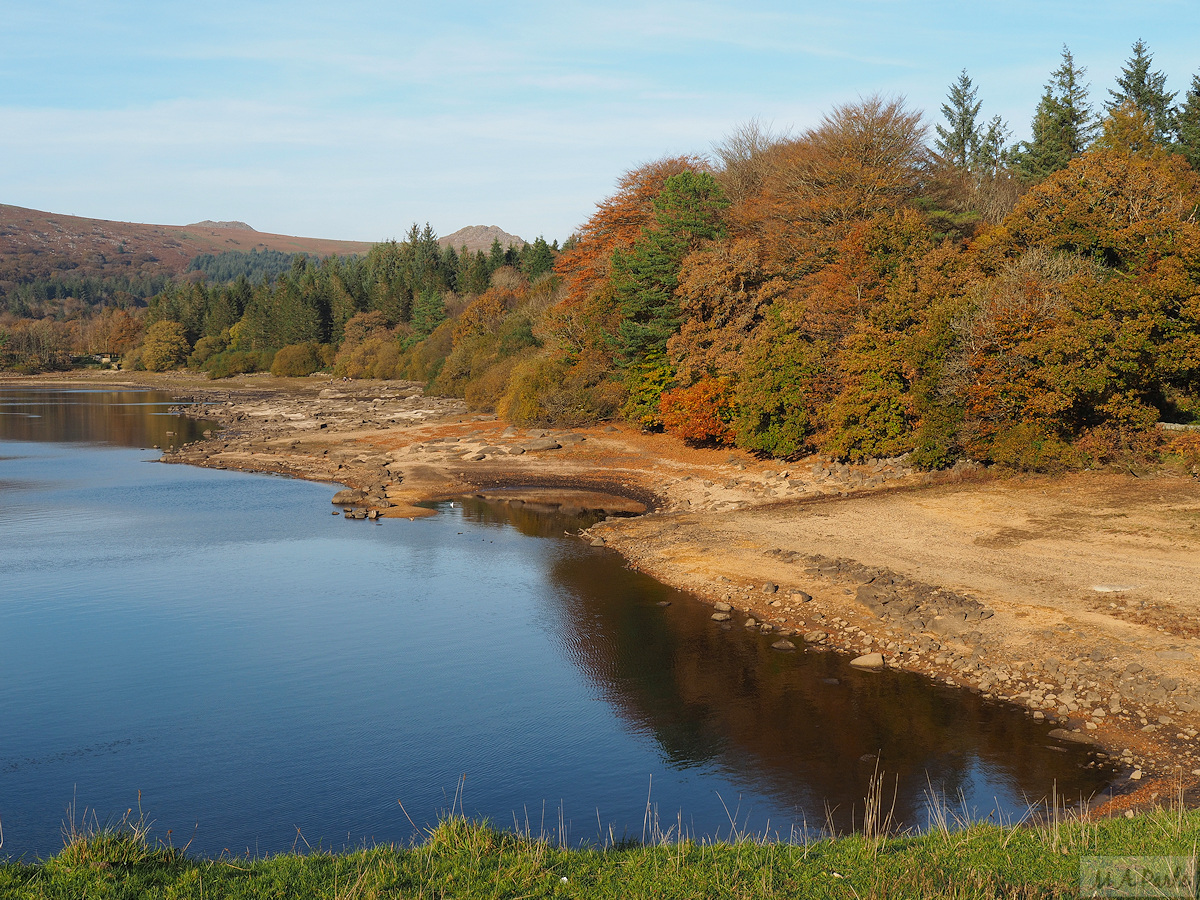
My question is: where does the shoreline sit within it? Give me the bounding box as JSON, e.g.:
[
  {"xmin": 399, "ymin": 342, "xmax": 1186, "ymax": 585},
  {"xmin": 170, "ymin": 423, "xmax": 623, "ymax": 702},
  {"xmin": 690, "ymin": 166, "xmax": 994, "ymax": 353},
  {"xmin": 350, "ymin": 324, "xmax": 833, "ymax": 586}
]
[{"xmin": 8, "ymin": 369, "xmax": 1200, "ymax": 815}]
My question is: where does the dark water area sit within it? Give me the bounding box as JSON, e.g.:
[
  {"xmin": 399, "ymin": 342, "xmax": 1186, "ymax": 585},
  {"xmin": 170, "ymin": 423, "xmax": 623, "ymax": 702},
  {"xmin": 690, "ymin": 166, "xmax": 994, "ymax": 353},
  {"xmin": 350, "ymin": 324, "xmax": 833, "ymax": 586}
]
[
  {"xmin": 0, "ymin": 385, "xmax": 215, "ymax": 450},
  {"xmin": 0, "ymin": 388, "xmax": 1116, "ymax": 859}
]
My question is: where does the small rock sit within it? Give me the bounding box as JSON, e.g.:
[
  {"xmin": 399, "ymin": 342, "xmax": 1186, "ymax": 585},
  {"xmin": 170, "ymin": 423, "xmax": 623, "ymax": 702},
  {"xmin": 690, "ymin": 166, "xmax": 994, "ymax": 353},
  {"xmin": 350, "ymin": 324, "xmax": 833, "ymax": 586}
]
[
  {"xmin": 803, "ymin": 631, "xmax": 827, "ymax": 643},
  {"xmin": 711, "ymin": 612, "xmax": 732, "ymax": 622},
  {"xmin": 523, "ymin": 438, "xmax": 562, "ymax": 452},
  {"xmin": 791, "ymin": 591, "xmax": 813, "ymax": 603},
  {"xmin": 771, "ymin": 640, "xmax": 796, "ymax": 652},
  {"xmin": 763, "ymin": 583, "xmax": 778, "ymax": 593},
  {"xmin": 714, "ymin": 602, "xmax": 732, "ymax": 612}
]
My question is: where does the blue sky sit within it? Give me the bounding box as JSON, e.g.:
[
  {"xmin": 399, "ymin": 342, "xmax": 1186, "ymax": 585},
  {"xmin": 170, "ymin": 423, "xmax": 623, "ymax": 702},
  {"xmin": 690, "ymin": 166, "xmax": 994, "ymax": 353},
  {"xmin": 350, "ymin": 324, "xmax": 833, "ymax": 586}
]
[{"xmin": 2, "ymin": 1, "xmax": 1197, "ymax": 244}]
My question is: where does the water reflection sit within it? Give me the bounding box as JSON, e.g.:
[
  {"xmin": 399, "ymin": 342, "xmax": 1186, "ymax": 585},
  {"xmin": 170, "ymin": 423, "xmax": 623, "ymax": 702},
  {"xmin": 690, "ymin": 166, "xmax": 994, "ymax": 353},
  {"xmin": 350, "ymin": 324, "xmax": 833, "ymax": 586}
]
[
  {"xmin": 457, "ymin": 497, "xmax": 1117, "ymax": 833},
  {"xmin": 0, "ymin": 386, "xmax": 216, "ymax": 449}
]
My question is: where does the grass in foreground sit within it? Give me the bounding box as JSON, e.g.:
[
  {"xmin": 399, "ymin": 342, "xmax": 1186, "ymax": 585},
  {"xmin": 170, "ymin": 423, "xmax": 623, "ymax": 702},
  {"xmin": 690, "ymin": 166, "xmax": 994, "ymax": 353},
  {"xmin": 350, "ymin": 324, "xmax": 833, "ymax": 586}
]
[{"xmin": 1, "ymin": 805, "xmax": 1198, "ymax": 899}]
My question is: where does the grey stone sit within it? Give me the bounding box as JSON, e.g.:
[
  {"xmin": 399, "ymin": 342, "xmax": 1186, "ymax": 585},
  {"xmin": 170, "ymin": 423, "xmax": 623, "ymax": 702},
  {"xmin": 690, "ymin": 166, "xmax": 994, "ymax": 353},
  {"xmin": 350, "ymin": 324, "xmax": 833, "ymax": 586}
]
[
  {"xmin": 803, "ymin": 631, "xmax": 827, "ymax": 643},
  {"xmin": 714, "ymin": 602, "xmax": 732, "ymax": 612},
  {"xmin": 1048, "ymin": 728, "xmax": 1098, "ymax": 746},
  {"xmin": 771, "ymin": 640, "xmax": 797, "ymax": 652},
  {"xmin": 711, "ymin": 612, "xmax": 732, "ymax": 622},
  {"xmin": 332, "ymin": 488, "xmax": 365, "ymax": 504}
]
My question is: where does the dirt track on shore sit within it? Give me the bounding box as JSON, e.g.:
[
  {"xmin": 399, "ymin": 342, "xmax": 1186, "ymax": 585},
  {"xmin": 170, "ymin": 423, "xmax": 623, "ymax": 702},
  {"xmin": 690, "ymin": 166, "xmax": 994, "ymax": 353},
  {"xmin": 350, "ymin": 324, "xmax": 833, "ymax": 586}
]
[{"xmin": 12, "ymin": 369, "xmax": 1200, "ymax": 813}]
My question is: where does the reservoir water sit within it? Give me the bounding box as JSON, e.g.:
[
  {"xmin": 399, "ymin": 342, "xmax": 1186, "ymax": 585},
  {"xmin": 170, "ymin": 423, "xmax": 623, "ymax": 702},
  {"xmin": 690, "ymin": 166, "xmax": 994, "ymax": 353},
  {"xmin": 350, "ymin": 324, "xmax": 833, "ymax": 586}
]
[{"xmin": 0, "ymin": 386, "xmax": 1116, "ymax": 858}]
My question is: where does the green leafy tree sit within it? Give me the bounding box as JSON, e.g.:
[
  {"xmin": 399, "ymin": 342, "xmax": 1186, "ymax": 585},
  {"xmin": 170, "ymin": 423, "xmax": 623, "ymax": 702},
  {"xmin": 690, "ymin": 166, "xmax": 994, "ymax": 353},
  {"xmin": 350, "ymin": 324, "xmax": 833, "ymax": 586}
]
[
  {"xmin": 935, "ymin": 69, "xmax": 982, "ymax": 169},
  {"xmin": 1017, "ymin": 46, "xmax": 1097, "ymax": 179},
  {"xmin": 1107, "ymin": 39, "xmax": 1177, "ymax": 146}
]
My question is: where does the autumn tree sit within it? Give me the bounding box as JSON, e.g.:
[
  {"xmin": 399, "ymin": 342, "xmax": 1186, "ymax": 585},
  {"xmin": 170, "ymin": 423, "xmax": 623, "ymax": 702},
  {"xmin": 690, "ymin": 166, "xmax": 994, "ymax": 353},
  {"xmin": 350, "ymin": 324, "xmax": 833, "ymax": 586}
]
[
  {"xmin": 140, "ymin": 320, "xmax": 191, "ymax": 371},
  {"xmin": 737, "ymin": 96, "xmax": 928, "ymax": 275}
]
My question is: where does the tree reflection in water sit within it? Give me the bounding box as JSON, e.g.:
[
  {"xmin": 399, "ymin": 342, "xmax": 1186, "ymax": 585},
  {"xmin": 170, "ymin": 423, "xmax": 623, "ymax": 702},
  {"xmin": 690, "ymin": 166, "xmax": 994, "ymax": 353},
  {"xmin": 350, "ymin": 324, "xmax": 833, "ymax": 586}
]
[{"xmin": 457, "ymin": 496, "xmax": 1117, "ymax": 834}]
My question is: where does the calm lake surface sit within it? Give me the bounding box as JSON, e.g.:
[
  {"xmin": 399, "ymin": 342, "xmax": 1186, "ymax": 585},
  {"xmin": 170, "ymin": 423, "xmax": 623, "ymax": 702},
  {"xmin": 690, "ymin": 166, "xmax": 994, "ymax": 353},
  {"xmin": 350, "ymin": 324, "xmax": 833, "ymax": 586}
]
[{"xmin": 0, "ymin": 386, "xmax": 1116, "ymax": 858}]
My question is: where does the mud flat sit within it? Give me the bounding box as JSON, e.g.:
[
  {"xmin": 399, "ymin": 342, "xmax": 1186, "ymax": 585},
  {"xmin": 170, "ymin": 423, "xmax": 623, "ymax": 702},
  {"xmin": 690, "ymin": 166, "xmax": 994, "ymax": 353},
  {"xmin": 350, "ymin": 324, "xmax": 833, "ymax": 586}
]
[{"xmin": 12, "ymin": 369, "xmax": 1200, "ymax": 813}]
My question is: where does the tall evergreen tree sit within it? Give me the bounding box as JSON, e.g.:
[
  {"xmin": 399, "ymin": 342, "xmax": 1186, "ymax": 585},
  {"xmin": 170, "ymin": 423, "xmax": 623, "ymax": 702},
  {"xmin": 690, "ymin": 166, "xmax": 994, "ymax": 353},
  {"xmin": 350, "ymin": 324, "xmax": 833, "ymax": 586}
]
[
  {"xmin": 935, "ymin": 70, "xmax": 983, "ymax": 169},
  {"xmin": 520, "ymin": 236, "xmax": 556, "ymax": 279},
  {"xmin": 488, "ymin": 238, "xmax": 506, "ymax": 272},
  {"xmin": 612, "ymin": 171, "xmax": 729, "ymax": 365},
  {"xmin": 974, "ymin": 115, "xmax": 1013, "ymax": 173},
  {"xmin": 1177, "ymin": 74, "xmax": 1200, "ymax": 170},
  {"xmin": 1017, "ymin": 46, "xmax": 1097, "ymax": 179},
  {"xmin": 1107, "ymin": 39, "xmax": 1177, "ymax": 145}
]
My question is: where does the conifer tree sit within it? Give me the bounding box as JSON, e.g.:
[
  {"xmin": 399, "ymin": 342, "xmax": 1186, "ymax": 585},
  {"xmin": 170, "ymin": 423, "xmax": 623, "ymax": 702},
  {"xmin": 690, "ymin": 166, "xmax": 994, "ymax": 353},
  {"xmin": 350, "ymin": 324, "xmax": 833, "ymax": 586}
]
[
  {"xmin": 935, "ymin": 70, "xmax": 982, "ymax": 169},
  {"xmin": 612, "ymin": 171, "xmax": 729, "ymax": 365},
  {"xmin": 521, "ymin": 237, "xmax": 556, "ymax": 280},
  {"xmin": 1017, "ymin": 46, "xmax": 1097, "ymax": 179},
  {"xmin": 1177, "ymin": 74, "xmax": 1200, "ymax": 170},
  {"xmin": 1107, "ymin": 39, "xmax": 1177, "ymax": 145},
  {"xmin": 974, "ymin": 115, "xmax": 1013, "ymax": 173}
]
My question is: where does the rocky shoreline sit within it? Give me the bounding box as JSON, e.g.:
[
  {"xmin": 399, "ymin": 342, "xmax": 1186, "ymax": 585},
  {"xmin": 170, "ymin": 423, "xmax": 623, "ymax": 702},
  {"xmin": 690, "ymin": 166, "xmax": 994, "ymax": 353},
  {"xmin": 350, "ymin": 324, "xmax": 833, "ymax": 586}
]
[{"xmin": 12, "ymin": 370, "xmax": 1198, "ymax": 815}]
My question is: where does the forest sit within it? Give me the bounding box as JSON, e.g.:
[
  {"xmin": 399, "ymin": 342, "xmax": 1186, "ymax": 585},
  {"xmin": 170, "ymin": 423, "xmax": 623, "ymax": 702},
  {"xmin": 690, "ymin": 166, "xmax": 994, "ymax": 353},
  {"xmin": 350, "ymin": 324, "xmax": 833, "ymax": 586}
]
[{"xmin": 4, "ymin": 40, "xmax": 1200, "ymax": 471}]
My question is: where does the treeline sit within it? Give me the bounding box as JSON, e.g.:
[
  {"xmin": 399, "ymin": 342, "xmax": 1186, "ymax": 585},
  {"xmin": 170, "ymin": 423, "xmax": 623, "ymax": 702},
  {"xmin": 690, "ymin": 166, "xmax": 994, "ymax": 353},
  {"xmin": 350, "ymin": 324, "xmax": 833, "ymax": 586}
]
[
  {"xmin": 425, "ymin": 39, "xmax": 1198, "ymax": 471},
  {"xmin": 7, "ymin": 40, "xmax": 1200, "ymax": 471},
  {"xmin": 186, "ymin": 249, "xmax": 319, "ymax": 285},
  {"xmin": 126, "ymin": 226, "xmax": 560, "ymax": 379},
  {"xmin": 2, "ymin": 272, "xmax": 173, "ymax": 318}
]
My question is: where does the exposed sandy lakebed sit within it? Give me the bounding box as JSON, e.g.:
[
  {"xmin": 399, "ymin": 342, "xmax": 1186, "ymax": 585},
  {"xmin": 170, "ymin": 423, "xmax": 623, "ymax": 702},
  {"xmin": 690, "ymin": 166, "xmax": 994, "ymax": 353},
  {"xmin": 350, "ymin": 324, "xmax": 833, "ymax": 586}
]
[{"xmin": 13, "ymin": 369, "xmax": 1200, "ymax": 814}]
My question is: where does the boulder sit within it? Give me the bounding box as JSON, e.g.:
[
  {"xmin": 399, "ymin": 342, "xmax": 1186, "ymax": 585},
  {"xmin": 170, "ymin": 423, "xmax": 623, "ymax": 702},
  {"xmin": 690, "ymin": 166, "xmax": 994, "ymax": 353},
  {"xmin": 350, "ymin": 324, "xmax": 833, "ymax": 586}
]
[
  {"xmin": 523, "ymin": 439, "xmax": 562, "ymax": 451},
  {"xmin": 850, "ymin": 652, "xmax": 885, "ymax": 670},
  {"xmin": 1047, "ymin": 728, "xmax": 1098, "ymax": 746},
  {"xmin": 803, "ymin": 631, "xmax": 827, "ymax": 643},
  {"xmin": 332, "ymin": 488, "xmax": 365, "ymax": 505},
  {"xmin": 711, "ymin": 612, "xmax": 732, "ymax": 622}
]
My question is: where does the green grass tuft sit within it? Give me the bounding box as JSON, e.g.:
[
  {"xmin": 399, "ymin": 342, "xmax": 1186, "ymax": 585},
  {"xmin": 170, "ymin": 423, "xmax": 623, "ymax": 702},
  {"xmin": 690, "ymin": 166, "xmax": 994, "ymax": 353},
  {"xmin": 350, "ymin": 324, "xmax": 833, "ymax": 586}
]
[{"xmin": 1, "ymin": 805, "xmax": 1198, "ymax": 898}]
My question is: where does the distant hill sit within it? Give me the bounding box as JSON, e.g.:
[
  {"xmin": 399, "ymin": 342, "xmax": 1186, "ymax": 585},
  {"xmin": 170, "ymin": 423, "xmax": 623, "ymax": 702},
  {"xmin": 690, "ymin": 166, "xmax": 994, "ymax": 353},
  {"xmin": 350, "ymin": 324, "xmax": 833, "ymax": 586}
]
[
  {"xmin": 188, "ymin": 220, "xmax": 256, "ymax": 231},
  {"xmin": 440, "ymin": 225, "xmax": 525, "ymax": 253},
  {"xmin": 0, "ymin": 204, "xmax": 374, "ymax": 290}
]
